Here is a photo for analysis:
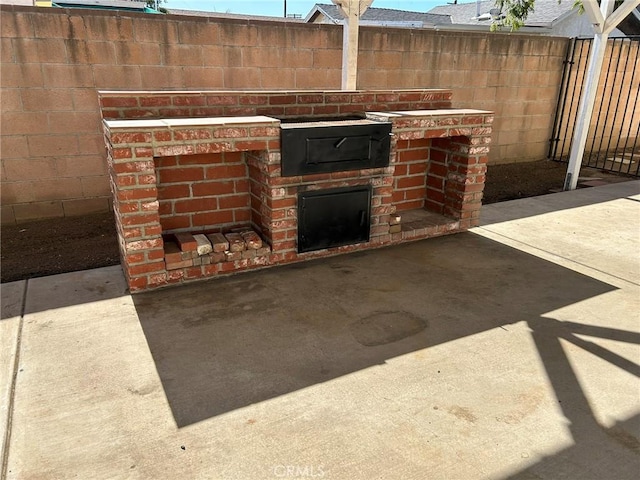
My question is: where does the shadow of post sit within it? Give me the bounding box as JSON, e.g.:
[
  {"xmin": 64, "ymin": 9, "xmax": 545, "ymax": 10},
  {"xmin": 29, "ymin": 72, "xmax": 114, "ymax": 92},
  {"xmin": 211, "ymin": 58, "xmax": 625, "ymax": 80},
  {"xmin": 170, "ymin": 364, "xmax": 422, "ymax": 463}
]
[{"xmin": 502, "ymin": 318, "xmax": 640, "ymax": 479}]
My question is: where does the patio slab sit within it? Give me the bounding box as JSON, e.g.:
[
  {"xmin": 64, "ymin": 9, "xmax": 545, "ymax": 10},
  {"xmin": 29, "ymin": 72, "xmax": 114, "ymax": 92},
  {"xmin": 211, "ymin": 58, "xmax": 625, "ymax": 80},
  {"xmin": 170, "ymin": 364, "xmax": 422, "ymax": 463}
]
[{"xmin": 1, "ymin": 181, "xmax": 639, "ymax": 480}]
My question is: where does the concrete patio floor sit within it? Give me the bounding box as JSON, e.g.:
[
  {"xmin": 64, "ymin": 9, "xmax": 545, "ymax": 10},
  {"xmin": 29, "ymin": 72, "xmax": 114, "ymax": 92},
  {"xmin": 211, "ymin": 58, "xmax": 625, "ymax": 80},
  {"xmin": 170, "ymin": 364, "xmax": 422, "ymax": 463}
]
[{"xmin": 2, "ymin": 181, "xmax": 639, "ymax": 480}]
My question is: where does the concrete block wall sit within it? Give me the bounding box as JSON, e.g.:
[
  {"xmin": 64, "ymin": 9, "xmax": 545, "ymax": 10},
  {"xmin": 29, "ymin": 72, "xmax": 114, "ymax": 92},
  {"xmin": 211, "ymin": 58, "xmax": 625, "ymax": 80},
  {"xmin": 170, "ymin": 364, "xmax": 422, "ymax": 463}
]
[
  {"xmin": 356, "ymin": 31, "xmax": 566, "ymax": 165},
  {"xmin": 1, "ymin": 5, "xmax": 567, "ymax": 223}
]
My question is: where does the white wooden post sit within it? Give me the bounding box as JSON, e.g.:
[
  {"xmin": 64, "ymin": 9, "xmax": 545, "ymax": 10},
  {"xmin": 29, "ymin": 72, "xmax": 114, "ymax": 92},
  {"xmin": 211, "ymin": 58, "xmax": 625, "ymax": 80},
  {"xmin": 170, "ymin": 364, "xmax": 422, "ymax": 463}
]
[
  {"xmin": 564, "ymin": 0, "xmax": 640, "ymax": 190},
  {"xmin": 332, "ymin": 0, "xmax": 373, "ymax": 90}
]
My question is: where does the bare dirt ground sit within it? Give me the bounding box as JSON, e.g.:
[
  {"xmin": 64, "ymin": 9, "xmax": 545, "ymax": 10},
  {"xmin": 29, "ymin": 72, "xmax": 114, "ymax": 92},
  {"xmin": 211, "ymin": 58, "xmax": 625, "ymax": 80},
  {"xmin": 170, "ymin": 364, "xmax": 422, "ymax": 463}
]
[{"xmin": 0, "ymin": 160, "xmax": 632, "ymax": 283}]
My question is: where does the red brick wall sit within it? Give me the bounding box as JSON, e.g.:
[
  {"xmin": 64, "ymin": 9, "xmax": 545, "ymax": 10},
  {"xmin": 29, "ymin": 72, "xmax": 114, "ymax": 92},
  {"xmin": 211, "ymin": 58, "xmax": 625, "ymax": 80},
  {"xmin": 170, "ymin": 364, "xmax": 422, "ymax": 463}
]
[
  {"xmin": 394, "ymin": 138, "xmax": 430, "ymax": 212},
  {"xmin": 156, "ymin": 152, "xmax": 251, "ymax": 232},
  {"xmin": 98, "ymin": 90, "xmax": 453, "ymax": 120}
]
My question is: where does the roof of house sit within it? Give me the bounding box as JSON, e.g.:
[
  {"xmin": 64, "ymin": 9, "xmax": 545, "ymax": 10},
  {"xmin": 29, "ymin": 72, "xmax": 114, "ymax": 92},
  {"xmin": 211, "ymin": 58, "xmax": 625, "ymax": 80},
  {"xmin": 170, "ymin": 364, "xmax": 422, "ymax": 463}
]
[
  {"xmin": 166, "ymin": 8, "xmax": 304, "ymax": 22},
  {"xmin": 305, "ymin": 3, "xmax": 451, "ymax": 27},
  {"xmin": 428, "ymin": 0, "xmax": 578, "ymax": 28},
  {"xmin": 52, "ymin": 0, "xmax": 156, "ymax": 12}
]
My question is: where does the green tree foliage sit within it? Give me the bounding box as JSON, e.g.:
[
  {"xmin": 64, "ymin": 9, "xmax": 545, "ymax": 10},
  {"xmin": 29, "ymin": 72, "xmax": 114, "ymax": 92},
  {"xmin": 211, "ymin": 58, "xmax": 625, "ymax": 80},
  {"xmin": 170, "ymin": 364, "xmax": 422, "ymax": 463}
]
[
  {"xmin": 491, "ymin": 0, "xmax": 537, "ymax": 31},
  {"xmin": 489, "ymin": 0, "xmax": 639, "ymax": 34}
]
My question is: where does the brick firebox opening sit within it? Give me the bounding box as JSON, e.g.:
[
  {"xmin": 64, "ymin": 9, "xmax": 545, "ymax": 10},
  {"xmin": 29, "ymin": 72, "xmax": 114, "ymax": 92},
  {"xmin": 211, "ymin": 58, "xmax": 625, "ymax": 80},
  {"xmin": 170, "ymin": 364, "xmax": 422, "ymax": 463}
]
[{"xmin": 100, "ymin": 90, "xmax": 492, "ymax": 292}]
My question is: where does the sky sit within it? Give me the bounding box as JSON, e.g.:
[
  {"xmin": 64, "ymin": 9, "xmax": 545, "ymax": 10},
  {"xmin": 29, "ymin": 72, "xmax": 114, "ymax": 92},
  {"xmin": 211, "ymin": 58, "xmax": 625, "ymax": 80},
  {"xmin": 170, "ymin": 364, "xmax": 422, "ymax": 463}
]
[{"xmin": 164, "ymin": 1, "xmax": 475, "ymax": 17}]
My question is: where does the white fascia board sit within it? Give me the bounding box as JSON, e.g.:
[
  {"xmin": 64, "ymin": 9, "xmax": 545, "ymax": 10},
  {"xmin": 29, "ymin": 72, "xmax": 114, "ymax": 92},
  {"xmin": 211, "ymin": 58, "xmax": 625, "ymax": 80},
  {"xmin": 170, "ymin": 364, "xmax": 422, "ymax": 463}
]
[{"xmin": 603, "ymin": 0, "xmax": 640, "ymax": 34}]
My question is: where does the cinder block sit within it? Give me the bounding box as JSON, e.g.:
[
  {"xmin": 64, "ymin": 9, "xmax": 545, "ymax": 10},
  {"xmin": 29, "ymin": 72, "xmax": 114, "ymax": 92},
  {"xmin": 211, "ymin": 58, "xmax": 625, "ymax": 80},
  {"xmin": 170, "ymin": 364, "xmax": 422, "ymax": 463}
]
[
  {"xmin": 13, "ymin": 201, "xmax": 64, "ymax": 223},
  {"xmin": 61, "ymin": 197, "xmax": 110, "ymax": 217},
  {"xmin": 0, "ymin": 206, "xmax": 16, "ymax": 225},
  {"xmin": 3, "ymin": 158, "xmax": 57, "ymax": 182},
  {"xmin": 83, "ymin": 15, "xmax": 132, "ymax": 41},
  {"xmin": 42, "ymin": 64, "xmax": 94, "ymax": 88},
  {"xmin": 114, "ymin": 41, "xmax": 161, "ymax": 66},
  {"xmin": 0, "ymin": 63, "xmax": 44, "ymax": 88},
  {"xmin": 163, "ymin": 44, "xmax": 203, "ymax": 66},
  {"xmin": 2, "ymin": 112, "xmax": 48, "ymax": 136},
  {"xmin": 21, "ymin": 88, "xmax": 75, "ymax": 112}
]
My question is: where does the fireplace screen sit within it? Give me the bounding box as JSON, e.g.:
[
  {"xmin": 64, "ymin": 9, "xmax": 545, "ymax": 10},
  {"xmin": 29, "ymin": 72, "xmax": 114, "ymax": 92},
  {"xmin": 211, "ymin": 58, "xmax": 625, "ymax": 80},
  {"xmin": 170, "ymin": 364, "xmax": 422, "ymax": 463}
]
[{"xmin": 297, "ymin": 185, "xmax": 372, "ymax": 253}]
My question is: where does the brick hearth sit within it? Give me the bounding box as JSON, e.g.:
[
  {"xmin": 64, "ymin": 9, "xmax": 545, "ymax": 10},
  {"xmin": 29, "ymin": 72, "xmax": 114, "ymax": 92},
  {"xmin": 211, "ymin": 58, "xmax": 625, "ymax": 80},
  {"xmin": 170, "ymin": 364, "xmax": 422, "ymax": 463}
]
[{"xmin": 100, "ymin": 90, "xmax": 493, "ymax": 292}]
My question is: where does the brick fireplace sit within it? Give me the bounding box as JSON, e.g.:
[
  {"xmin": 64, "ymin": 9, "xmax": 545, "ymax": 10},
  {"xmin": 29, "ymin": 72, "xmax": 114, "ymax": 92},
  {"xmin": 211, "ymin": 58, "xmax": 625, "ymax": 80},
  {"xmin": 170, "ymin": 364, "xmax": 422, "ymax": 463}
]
[{"xmin": 100, "ymin": 89, "xmax": 493, "ymax": 292}]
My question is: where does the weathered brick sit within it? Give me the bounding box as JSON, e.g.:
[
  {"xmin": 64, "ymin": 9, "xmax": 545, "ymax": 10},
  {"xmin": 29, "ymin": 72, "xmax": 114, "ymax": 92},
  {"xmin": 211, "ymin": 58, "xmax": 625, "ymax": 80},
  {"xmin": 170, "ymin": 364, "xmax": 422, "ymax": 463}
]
[
  {"xmin": 206, "ymin": 232, "xmax": 229, "ymax": 252},
  {"xmin": 163, "ymin": 240, "xmax": 183, "ymax": 264},
  {"xmin": 158, "ymin": 184, "xmax": 190, "ymax": 199},
  {"xmin": 174, "ymin": 232, "xmax": 197, "ymax": 252},
  {"xmin": 192, "ymin": 181, "xmax": 235, "ymax": 197},
  {"xmin": 126, "ymin": 238, "xmax": 163, "ymax": 252},
  {"xmin": 174, "ymin": 198, "xmax": 217, "ymax": 214},
  {"xmin": 241, "ymin": 249, "xmax": 256, "ymax": 259},
  {"xmin": 193, "ymin": 234, "xmax": 213, "ymax": 255},
  {"xmin": 213, "ymin": 127, "xmax": 248, "ymax": 138},
  {"xmin": 126, "ymin": 253, "xmax": 145, "ymax": 265},
  {"xmin": 166, "ymin": 259, "xmax": 193, "ymax": 270},
  {"xmin": 224, "ymin": 251, "xmax": 242, "ymax": 261},
  {"xmin": 224, "ymin": 232, "xmax": 245, "ymax": 252},
  {"xmin": 256, "ymin": 246, "xmax": 271, "ymax": 257},
  {"xmin": 192, "ymin": 210, "xmax": 234, "ymax": 227},
  {"xmin": 157, "ymin": 166, "xmax": 205, "ymax": 183},
  {"xmin": 120, "ymin": 212, "xmax": 157, "ymax": 226},
  {"xmin": 116, "ymin": 187, "xmax": 157, "ymax": 201},
  {"xmin": 128, "ymin": 276, "xmax": 148, "ymax": 291},
  {"xmin": 234, "ymin": 140, "xmax": 268, "ymax": 151},
  {"xmin": 154, "ymin": 131, "xmax": 172, "ymax": 142},
  {"xmin": 241, "ymin": 230, "xmax": 262, "ymax": 250},
  {"xmin": 112, "ymin": 148, "xmax": 133, "ymax": 160},
  {"xmin": 174, "ymin": 129, "xmax": 212, "ymax": 141},
  {"xmin": 129, "ymin": 261, "xmax": 165, "ymax": 276},
  {"xmin": 397, "ymin": 176, "xmax": 425, "ymax": 189},
  {"xmin": 208, "ymin": 251, "xmax": 226, "ymax": 263}
]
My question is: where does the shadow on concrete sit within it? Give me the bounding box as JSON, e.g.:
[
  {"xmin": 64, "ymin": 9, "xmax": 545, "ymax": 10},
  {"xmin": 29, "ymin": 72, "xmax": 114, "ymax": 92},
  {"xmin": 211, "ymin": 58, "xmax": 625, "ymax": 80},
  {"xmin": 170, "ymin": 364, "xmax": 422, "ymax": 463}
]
[
  {"xmin": 133, "ymin": 233, "xmax": 620, "ymax": 427},
  {"xmin": 1, "ymin": 266, "xmax": 129, "ymax": 319},
  {"xmin": 503, "ymin": 318, "xmax": 640, "ymax": 479}
]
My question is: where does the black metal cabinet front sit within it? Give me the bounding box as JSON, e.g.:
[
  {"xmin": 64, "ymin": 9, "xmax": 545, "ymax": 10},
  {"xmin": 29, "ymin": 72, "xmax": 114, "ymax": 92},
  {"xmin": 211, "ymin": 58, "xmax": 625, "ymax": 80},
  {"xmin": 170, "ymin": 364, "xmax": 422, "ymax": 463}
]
[
  {"xmin": 280, "ymin": 122, "xmax": 392, "ymax": 177},
  {"xmin": 298, "ymin": 185, "xmax": 372, "ymax": 253}
]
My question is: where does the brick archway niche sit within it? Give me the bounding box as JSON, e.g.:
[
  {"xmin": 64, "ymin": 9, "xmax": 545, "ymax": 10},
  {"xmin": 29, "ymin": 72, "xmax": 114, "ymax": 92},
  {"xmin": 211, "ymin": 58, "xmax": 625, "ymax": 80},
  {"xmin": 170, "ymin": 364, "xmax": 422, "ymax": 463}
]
[{"xmin": 100, "ymin": 90, "xmax": 493, "ymax": 292}]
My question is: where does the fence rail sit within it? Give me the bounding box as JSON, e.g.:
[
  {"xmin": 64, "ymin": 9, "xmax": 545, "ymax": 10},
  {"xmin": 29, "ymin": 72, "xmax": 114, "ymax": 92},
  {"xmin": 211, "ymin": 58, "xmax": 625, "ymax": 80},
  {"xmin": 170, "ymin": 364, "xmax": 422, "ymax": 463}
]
[{"xmin": 548, "ymin": 37, "xmax": 640, "ymax": 176}]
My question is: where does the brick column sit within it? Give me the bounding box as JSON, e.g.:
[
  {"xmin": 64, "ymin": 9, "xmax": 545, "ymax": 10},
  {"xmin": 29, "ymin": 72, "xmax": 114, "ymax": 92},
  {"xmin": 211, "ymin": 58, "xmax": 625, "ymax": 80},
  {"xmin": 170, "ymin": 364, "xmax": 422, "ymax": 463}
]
[{"xmin": 104, "ymin": 127, "xmax": 166, "ymax": 292}]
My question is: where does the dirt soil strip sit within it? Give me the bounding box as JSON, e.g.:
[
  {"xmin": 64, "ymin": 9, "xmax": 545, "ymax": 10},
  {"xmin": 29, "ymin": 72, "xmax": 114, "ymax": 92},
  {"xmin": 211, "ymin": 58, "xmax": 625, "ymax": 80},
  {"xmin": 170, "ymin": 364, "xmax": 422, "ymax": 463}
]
[{"xmin": 0, "ymin": 160, "xmax": 631, "ymax": 283}]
